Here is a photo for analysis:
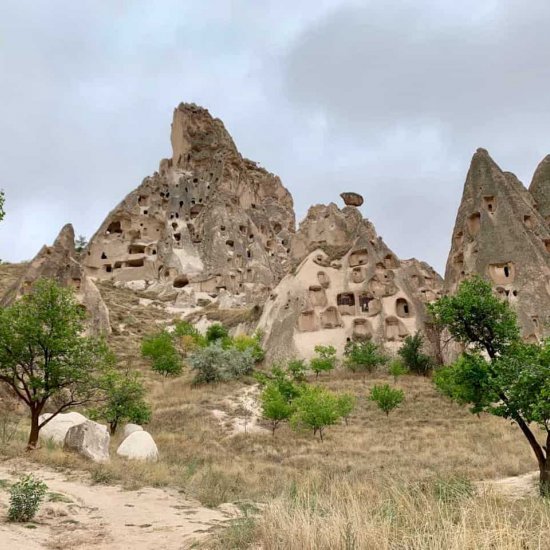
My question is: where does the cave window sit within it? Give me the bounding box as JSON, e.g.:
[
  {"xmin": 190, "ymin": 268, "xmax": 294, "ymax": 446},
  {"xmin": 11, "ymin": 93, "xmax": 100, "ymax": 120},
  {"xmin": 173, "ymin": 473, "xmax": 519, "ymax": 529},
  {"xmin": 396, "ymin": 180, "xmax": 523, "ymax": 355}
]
[
  {"xmin": 104, "ymin": 264, "xmax": 112, "ymax": 273},
  {"xmin": 175, "ymin": 213, "xmax": 179, "ymax": 218},
  {"xmin": 226, "ymin": 240, "xmax": 234, "ymax": 248},
  {"xmin": 179, "ymin": 200, "xmax": 184, "ymax": 208},
  {"xmin": 247, "ymin": 250, "xmax": 251, "ymax": 259},
  {"xmin": 359, "ymin": 294, "xmax": 372, "ymax": 313},
  {"xmin": 337, "ymin": 293, "xmax": 355, "ymax": 306},
  {"xmin": 173, "ymin": 275, "xmax": 189, "ymax": 288},
  {"xmin": 273, "ymin": 222, "xmax": 282, "ymax": 233},
  {"xmin": 128, "ymin": 244, "xmax": 146, "ymax": 254},
  {"xmin": 126, "ymin": 258, "xmax": 145, "ymax": 268},
  {"xmin": 220, "ymin": 226, "xmax": 226, "ymax": 231},
  {"xmin": 239, "ymin": 225, "xmax": 247, "ymax": 234},
  {"xmin": 251, "ymin": 203, "xmax": 256, "ymax": 209},
  {"xmin": 504, "ymin": 266, "xmax": 510, "ymax": 278},
  {"xmin": 143, "ymin": 209, "xmax": 148, "ymax": 215},
  {"xmin": 193, "ymin": 178, "xmax": 198, "ymax": 183},
  {"xmin": 172, "ymin": 222, "xmax": 178, "ymax": 230},
  {"xmin": 106, "ymin": 221, "xmax": 122, "ymax": 235},
  {"xmin": 152, "ymin": 250, "xmax": 157, "ymax": 255},
  {"xmin": 101, "ymin": 252, "xmax": 107, "ymax": 260},
  {"xmin": 174, "ymin": 233, "xmax": 181, "ymax": 242},
  {"xmin": 166, "ymin": 192, "xmax": 170, "ymax": 198}
]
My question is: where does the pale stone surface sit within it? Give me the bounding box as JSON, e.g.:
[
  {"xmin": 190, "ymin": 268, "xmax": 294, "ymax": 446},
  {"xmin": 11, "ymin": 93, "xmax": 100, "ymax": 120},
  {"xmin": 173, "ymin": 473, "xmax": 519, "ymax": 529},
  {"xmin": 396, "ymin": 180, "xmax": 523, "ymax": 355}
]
[
  {"xmin": 117, "ymin": 430, "xmax": 159, "ymax": 462},
  {"xmin": 444, "ymin": 149, "xmax": 550, "ymax": 348},
  {"xmin": 83, "ymin": 103, "xmax": 295, "ymax": 304},
  {"xmin": 0, "ymin": 224, "xmax": 111, "ymax": 335},
  {"xmin": 64, "ymin": 420, "xmax": 110, "ymax": 463},
  {"xmin": 123, "ymin": 423, "xmax": 144, "ymax": 438},
  {"xmin": 258, "ymin": 201, "xmax": 443, "ymax": 361},
  {"xmin": 529, "ymin": 154, "xmax": 550, "ymax": 228},
  {"xmin": 39, "ymin": 412, "xmax": 87, "ymax": 445}
]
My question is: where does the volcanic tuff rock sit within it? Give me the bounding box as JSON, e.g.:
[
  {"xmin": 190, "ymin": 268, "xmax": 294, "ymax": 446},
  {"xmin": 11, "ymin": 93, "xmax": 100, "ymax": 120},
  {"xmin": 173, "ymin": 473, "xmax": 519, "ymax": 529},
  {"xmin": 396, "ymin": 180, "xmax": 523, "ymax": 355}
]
[
  {"xmin": 258, "ymin": 201, "xmax": 443, "ymax": 361},
  {"xmin": 83, "ymin": 103, "xmax": 295, "ymax": 304},
  {"xmin": 1, "ymin": 224, "xmax": 111, "ymax": 335},
  {"xmin": 444, "ymin": 149, "xmax": 550, "ymax": 343},
  {"xmin": 340, "ymin": 192, "xmax": 364, "ymax": 207},
  {"xmin": 529, "ymin": 155, "xmax": 550, "ymax": 227}
]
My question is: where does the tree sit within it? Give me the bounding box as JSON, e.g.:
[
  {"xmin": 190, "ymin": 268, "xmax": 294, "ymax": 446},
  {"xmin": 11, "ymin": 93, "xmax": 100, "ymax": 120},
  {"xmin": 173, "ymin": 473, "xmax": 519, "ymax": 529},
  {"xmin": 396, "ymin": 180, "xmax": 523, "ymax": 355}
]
[
  {"xmin": 230, "ymin": 333, "xmax": 265, "ymax": 363},
  {"xmin": 398, "ymin": 332, "xmax": 433, "ymax": 375},
  {"xmin": 141, "ymin": 330, "xmax": 182, "ymax": 378},
  {"xmin": 261, "ymin": 382, "xmax": 295, "ymax": 435},
  {"xmin": 336, "ymin": 393, "xmax": 355, "ymax": 425},
  {"xmin": 344, "ymin": 340, "xmax": 387, "ymax": 377},
  {"xmin": 429, "ymin": 276, "xmax": 550, "ymax": 496},
  {"xmin": 369, "ymin": 384, "xmax": 404, "ymax": 416},
  {"xmin": 206, "ymin": 323, "xmax": 229, "ymax": 343},
  {"xmin": 75, "ymin": 235, "xmax": 88, "ymax": 253},
  {"xmin": 290, "ymin": 386, "xmax": 343, "ymax": 441},
  {"xmin": 388, "ymin": 359, "xmax": 408, "ymax": 382},
  {"xmin": 310, "ymin": 345, "xmax": 337, "ymax": 378},
  {"xmin": 287, "ymin": 359, "xmax": 308, "ymax": 382},
  {"xmin": 0, "ymin": 279, "xmax": 113, "ymax": 449},
  {"xmin": 89, "ymin": 368, "xmax": 151, "ymax": 435}
]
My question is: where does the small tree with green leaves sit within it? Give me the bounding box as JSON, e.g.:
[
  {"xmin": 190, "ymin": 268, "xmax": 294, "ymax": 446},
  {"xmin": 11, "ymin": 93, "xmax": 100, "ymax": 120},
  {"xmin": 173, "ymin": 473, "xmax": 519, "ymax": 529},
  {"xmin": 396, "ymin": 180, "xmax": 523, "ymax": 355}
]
[
  {"xmin": 206, "ymin": 323, "xmax": 229, "ymax": 343},
  {"xmin": 310, "ymin": 345, "xmax": 337, "ymax": 378},
  {"xmin": 291, "ymin": 386, "xmax": 343, "ymax": 441},
  {"xmin": 336, "ymin": 393, "xmax": 355, "ymax": 425},
  {"xmin": 89, "ymin": 368, "xmax": 151, "ymax": 435},
  {"xmin": 261, "ymin": 382, "xmax": 295, "ymax": 435},
  {"xmin": 141, "ymin": 330, "xmax": 182, "ymax": 378},
  {"xmin": 369, "ymin": 384, "xmax": 404, "ymax": 416},
  {"xmin": 388, "ymin": 359, "xmax": 408, "ymax": 382},
  {"xmin": 287, "ymin": 359, "xmax": 308, "ymax": 382},
  {"xmin": 0, "ymin": 279, "xmax": 114, "ymax": 449},
  {"xmin": 344, "ymin": 340, "xmax": 387, "ymax": 377},
  {"xmin": 227, "ymin": 332, "xmax": 265, "ymax": 363},
  {"xmin": 75, "ymin": 235, "xmax": 88, "ymax": 253},
  {"xmin": 429, "ymin": 276, "xmax": 550, "ymax": 496},
  {"xmin": 8, "ymin": 474, "xmax": 47, "ymax": 522},
  {"xmin": 398, "ymin": 332, "xmax": 433, "ymax": 375}
]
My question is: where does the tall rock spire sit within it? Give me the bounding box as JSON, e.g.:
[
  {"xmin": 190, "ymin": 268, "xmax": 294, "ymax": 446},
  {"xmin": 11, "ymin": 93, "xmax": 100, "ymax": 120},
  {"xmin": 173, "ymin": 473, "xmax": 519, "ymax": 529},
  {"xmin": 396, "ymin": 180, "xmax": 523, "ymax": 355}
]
[
  {"xmin": 529, "ymin": 154, "xmax": 550, "ymax": 227},
  {"xmin": 83, "ymin": 103, "xmax": 295, "ymax": 303},
  {"xmin": 444, "ymin": 149, "xmax": 550, "ymax": 342}
]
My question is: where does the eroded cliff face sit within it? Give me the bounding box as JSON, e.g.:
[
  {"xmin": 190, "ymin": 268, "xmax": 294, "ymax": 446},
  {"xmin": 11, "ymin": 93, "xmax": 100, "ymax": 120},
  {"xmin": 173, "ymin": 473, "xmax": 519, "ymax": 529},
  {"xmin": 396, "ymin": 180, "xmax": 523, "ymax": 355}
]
[
  {"xmin": 444, "ymin": 149, "xmax": 550, "ymax": 343},
  {"xmin": 83, "ymin": 103, "xmax": 295, "ymax": 303},
  {"xmin": 258, "ymin": 197, "xmax": 443, "ymax": 361},
  {"xmin": 1, "ymin": 224, "xmax": 111, "ymax": 335},
  {"xmin": 529, "ymin": 155, "xmax": 550, "ymax": 228}
]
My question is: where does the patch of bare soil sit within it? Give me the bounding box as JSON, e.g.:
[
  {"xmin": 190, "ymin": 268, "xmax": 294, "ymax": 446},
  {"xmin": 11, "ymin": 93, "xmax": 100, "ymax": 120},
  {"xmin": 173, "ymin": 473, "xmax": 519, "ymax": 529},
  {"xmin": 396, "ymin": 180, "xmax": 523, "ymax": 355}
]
[
  {"xmin": 477, "ymin": 471, "xmax": 539, "ymax": 499},
  {"xmin": 0, "ymin": 459, "xmax": 239, "ymax": 549}
]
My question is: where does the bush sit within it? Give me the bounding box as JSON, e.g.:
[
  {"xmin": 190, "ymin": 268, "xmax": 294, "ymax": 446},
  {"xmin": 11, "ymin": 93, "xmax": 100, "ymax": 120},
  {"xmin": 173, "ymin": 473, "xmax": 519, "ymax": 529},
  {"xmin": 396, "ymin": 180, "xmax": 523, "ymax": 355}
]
[
  {"xmin": 174, "ymin": 321, "xmax": 207, "ymax": 352},
  {"xmin": 261, "ymin": 382, "xmax": 295, "ymax": 434},
  {"xmin": 8, "ymin": 474, "xmax": 48, "ymax": 522},
  {"xmin": 388, "ymin": 359, "xmax": 409, "ymax": 382},
  {"xmin": 287, "ymin": 359, "xmax": 308, "ymax": 382},
  {"xmin": 336, "ymin": 393, "xmax": 356, "ymax": 425},
  {"xmin": 141, "ymin": 330, "xmax": 182, "ymax": 378},
  {"xmin": 344, "ymin": 340, "xmax": 387, "ymax": 376},
  {"xmin": 291, "ymin": 386, "xmax": 344, "ymax": 440},
  {"xmin": 206, "ymin": 323, "xmax": 229, "ymax": 343},
  {"xmin": 228, "ymin": 332, "xmax": 265, "ymax": 363},
  {"xmin": 188, "ymin": 343, "xmax": 255, "ymax": 384},
  {"xmin": 398, "ymin": 332, "xmax": 433, "ymax": 375},
  {"xmin": 369, "ymin": 384, "xmax": 404, "ymax": 416},
  {"xmin": 310, "ymin": 345, "xmax": 337, "ymax": 378}
]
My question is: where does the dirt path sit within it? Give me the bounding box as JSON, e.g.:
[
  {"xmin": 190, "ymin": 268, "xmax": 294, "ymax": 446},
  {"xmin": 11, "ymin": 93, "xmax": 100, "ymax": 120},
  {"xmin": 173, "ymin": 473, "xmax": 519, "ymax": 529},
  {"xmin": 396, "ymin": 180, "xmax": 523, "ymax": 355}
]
[
  {"xmin": 0, "ymin": 459, "xmax": 239, "ymax": 549},
  {"xmin": 477, "ymin": 471, "xmax": 539, "ymax": 499}
]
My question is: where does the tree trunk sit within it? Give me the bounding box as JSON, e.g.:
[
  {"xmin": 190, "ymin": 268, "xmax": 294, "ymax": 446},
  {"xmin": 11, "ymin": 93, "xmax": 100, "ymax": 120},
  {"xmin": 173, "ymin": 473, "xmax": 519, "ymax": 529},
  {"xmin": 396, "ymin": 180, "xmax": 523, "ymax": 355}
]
[
  {"xmin": 110, "ymin": 421, "xmax": 117, "ymax": 436},
  {"xmin": 27, "ymin": 409, "xmax": 41, "ymax": 450}
]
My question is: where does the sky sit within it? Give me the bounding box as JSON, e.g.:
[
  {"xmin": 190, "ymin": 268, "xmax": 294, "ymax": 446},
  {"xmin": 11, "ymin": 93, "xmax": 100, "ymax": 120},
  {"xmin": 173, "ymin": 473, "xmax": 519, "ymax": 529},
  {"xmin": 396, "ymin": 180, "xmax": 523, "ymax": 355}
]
[{"xmin": 1, "ymin": 0, "xmax": 549, "ymax": 275}]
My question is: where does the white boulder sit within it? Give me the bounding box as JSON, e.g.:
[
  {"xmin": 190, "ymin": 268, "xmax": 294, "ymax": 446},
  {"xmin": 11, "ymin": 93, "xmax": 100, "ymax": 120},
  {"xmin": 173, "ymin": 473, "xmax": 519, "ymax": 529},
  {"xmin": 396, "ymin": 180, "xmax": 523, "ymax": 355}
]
[
  {"xmin": 123, "ymin": 423, "xmax": 144, "ymax": 438},
  {"xmin": 39, "ymin": 412, "xmax": 87, "ymax": 445},
  {"xmin": 64, "ymin": 420, "xmax": 110, "ymax": 463},
  {"xmin": 117, "ymin": 431, "xmax": 159, "ymax": 462}
]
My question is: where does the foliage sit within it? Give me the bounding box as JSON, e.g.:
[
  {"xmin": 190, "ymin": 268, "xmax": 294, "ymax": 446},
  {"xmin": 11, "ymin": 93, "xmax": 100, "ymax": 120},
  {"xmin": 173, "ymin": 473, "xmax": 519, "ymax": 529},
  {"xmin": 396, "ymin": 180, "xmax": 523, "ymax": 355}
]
[
  {"xmin": 0, "ymin": 190, "xmax": 5, "ymax": 222},
  {"xmin": 226, "ymin": 332, "xmax": 265, "ymax": 363},
  {"xmin": 0, "ymin": 279, "xmax": 114, "ymax": 448},
  {"xmin": 173, "ymin": 321, "xmax": 207, "ymax": 352},
  {"xmin": 398, "ymin": 332, "xmax": 433, "ymax": 376},
  {"xmin": 261, "ymin": 382, "xmax": 296, "ymax": 434},
  {"xmin": 206, "ymin": 323, "xmax": 229, "ymax": 343},
  {"xmin": 310, "ymin": 345, "xmax": 337, "ymax": 378},
  {"xmin": 344, "ymin": 340, "xmax": 387, "ymax": 375},
  {"xmin": 75, "ymin": 235, "xmax": 88, "ymax": 253},
  {"xmin": 290, "ymin": 386, "xmax": 346, "ymax": 440},
  {"xmin": 429, "ymin": 276, "xmax": 550, "ymax": 496},
  {"xmin": 369, "ymin": 384, "xmax": 404, "ymax": 416},
  {"xmin": 388, "ymin": 359, "xmax": 409, "ymax": 382},
  {"xmin": 336, "ymin": 393, "xmax": 355, "ymax": 424},
  {"xmin": 8, "ymin": 474, "xmax": 47, "ymax": 522},
  {"xmin": 188, "ymin": 343, "xmax": 255, "ymax": 385},
  {"xmin": 287, "ymin": 359, "xmax": 308, "ymax": 382},
  {"xmin": 88, "ymin": 368, "xmax": 151, "ymax": 435},
  {"xmin": 141, "ymin": 330, "xmax": 182, "ymax": 378}
]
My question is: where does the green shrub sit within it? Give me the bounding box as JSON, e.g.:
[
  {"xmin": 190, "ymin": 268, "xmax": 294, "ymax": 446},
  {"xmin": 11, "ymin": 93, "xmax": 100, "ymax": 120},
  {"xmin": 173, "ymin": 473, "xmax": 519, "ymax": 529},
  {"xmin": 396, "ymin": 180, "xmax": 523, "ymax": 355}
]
[
  {"xmin": 8, "ymin": 474, "xmax": 47, "ymax": 522},
  {"xmin": 369, "ymin": 384, "xmax": 404, "ymax": 416},
  {"xmin": 228, "ymin": 332, "xmax": 265, "ymax": 363},
  {"xmin": 206, "ymin": 323, "xmax": 229, "ymax": 343},
  {"xmin": 310, "ymin": 345, "xmax": 337, "ymax": 378},
  {"xmin": 344, "ymin": 340, "xmax": 387, "ymax": 376},
  {"xmin": 336, "ymin": 393, "xmax": 356, "ymax": 425},
  {"xmin": 141, "ymin": 330, "xmax": 182, "ymax": 378},
  {"xmin": 398, "ymin": 332, "xmax": 433, "ymax": 376},
  {"xmin": 261, "ymin": 382, "xmax": 295, "ymax": 434},
  {"xmin": 188, "ymin": 343, "xmax": 255, "ymax": 384},
  {"xmin": 388, "ymin": 359, "xmax": 409, "ymax": 382},
  {"xmin": 287, "ymin": 359, "xmax": 308, "ymax": 382},
  {"xmin": 291, "ymin": 386, "xmax": 344, "ymax": 440}
]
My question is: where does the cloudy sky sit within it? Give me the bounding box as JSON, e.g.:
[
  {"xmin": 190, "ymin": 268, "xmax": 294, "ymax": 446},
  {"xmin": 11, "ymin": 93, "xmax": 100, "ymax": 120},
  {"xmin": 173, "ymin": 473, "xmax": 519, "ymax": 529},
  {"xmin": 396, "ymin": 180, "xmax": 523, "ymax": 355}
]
[{"xmin": 1, "ymin": 0, "xmax": 549, "ymax": 274}]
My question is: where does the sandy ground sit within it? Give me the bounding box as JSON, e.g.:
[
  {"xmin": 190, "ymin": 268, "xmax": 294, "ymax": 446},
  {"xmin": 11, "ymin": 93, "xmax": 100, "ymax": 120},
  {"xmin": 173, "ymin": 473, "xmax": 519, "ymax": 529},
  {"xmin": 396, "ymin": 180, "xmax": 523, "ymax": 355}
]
[
  {"xmin": 0, "ymin": 459, "xmax": 239, "ymax": 550},
  {"xmin": 477, "ymin": 471, "xmax": 539, "ymax": 499}
]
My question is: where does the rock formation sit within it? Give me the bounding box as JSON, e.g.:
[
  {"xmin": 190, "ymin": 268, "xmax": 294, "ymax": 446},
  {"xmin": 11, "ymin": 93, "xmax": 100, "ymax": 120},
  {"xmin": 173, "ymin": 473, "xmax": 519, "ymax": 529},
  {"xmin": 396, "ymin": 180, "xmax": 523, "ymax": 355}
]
[
  {"xmin": 258, "ymin": 197, "xmax": 443, "ymax": 361},
  {"xmin": 340, "ymin": 192, "xmax": 364, "ymax": 207},
  {"xmin": 529, "ymin": 155, "xmax": 550, "ymax": 227},
  {"xmin": 64, "ymin": 420, "xmax": 110, "ymax": 463},
  {"xmin": 1, "ymin": 224, "xmax": 111, "ymax": 335},
  {"xmin": 117, "ymin": 430, "xmax": 159, "ymax": 462},
  {"xmin": 444, "ymin": 149, "xmax": 550, "ymax": 343},
  {"xmin": 39, "ymin": 412, "xmax": 87, "ymax": 445},
  {"xmin": 83, "ymin": 103, "xmax": 295, "ymax": 304}
]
